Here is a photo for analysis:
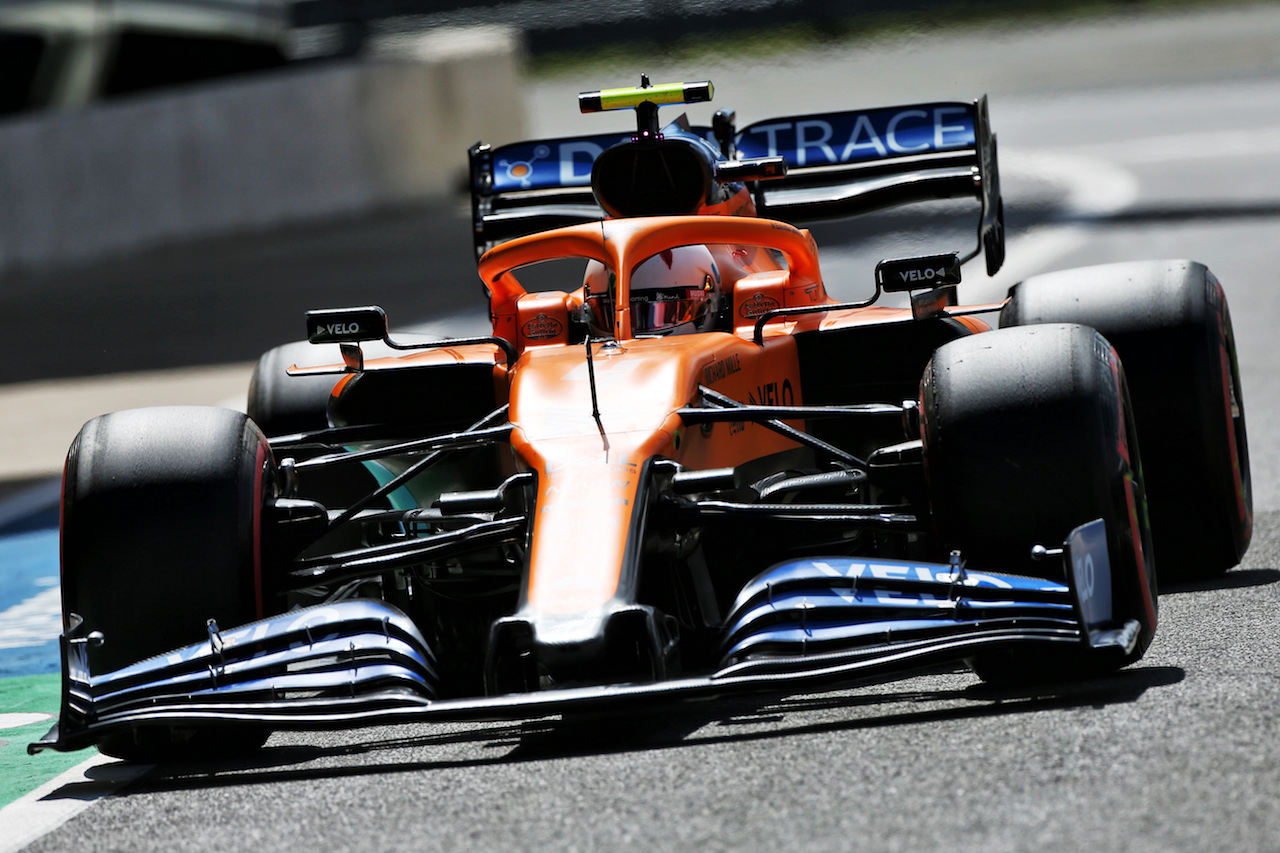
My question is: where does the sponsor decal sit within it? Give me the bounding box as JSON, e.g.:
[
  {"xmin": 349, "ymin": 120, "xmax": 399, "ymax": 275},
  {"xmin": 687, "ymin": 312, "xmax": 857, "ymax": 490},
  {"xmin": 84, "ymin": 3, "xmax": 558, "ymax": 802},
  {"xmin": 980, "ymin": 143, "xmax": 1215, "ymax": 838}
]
[
  {"xmin": 737, "ymin": 104, "xmax": 975, "ymax": 168},
  {"xmin": 700, "ymin": 353, "xmax": 742, "ymax": 385},
  {"xmin": 521, "ymin": 312, "xmax": 564, "ymax": 340},
  {"xmin": 490, "ymin": 129, "xmax": 721, "ymax": 192},
  {"xmin": 316, "ymin": 322, "xmax": 360, "ymax": 338},
  {"xmin": 158, "ymin": 607, "xmax": 343, "ymax": 666},
  {"xmin": 807, "ymin": 559, "xmax": 1017, "ymax": 607},
  {"xmin": 897, "ymin": 267, "xmax": 947, "ymax": 285},
  {"xmin": 749, "ymin": 379, "xmax": 794, "ymax": 407},
  {"xmin": 739, "ymin": 292, "xmax": 781, "ymax": 319},
  {"xmin": 498, "ymin": 145, "xmax": 550, "ymax": 189},
  {"xmin": 1067, "ymin": 519, "xmax": 1113, "ymax": 632},
  {"xmin": 490, "ymin": 135, "xmax": 626, "ymax": 191},
  {"xmin": 1076, "ymin": 553, "xmax": 1096, "ymax": 602}
]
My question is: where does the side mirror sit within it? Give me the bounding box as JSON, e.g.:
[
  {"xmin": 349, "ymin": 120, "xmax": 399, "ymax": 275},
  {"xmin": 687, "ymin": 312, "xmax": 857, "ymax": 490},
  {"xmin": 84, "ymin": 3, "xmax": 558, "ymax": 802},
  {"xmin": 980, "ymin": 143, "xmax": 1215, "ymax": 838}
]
[
  {"xmin": 296, "ymin": 305, "xmax": 518, "ymax": 375},
  {"xmin": 306, "ymin": 306, "xmax": 389, "ymax": 344},
  {"xmin": 305, "ymin": 306, "xmax": 389, "ymax": 373}
]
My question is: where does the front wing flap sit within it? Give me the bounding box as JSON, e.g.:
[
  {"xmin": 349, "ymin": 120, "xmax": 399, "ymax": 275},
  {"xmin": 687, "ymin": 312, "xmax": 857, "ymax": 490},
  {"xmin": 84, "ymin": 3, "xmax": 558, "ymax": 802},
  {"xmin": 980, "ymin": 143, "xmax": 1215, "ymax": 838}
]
[{"xmin": 31, "ymin": 521, "xmax": 1132, "ymax": 754}]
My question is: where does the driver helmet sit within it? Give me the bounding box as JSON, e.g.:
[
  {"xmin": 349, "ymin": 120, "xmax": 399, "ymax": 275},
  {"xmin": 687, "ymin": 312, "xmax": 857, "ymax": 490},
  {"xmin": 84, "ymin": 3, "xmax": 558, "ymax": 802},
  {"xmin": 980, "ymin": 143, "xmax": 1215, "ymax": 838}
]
[{"xmin": 584, "ymin": 246, "xmax": 722, "ymax": 336}]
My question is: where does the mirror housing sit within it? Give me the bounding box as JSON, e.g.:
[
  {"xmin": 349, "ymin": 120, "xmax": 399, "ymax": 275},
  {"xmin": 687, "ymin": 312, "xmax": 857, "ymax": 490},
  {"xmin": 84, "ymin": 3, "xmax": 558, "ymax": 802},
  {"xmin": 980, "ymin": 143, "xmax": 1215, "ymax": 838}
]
[
  {"xmin": 306, "ymin": 306, "xmax": 389, "ymax": 344},
  {"xmin": 876, "ymin": 253, "xmax": 962, "ymax": 294}
]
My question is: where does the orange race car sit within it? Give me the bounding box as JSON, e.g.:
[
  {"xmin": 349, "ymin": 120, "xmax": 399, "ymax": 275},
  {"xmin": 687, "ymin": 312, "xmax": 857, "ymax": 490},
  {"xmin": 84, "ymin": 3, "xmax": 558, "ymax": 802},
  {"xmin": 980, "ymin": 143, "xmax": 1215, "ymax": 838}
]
[{"xmin": 33, "ymin": 78, "xmax": 1250, "ymax": 761}]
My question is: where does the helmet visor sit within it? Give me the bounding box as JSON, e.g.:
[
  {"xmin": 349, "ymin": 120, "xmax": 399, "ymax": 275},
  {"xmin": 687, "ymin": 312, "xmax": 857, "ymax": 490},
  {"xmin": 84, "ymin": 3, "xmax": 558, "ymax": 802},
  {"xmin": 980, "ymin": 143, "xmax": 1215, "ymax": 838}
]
[{"xmin": 588, "ymin": 286, "xmax": 709, "ymax": 334}]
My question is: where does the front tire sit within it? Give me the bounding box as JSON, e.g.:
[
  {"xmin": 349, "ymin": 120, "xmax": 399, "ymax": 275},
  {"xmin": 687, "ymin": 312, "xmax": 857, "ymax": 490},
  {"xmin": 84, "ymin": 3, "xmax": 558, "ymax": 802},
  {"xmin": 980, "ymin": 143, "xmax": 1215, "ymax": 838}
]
[
  {"xmin": 921, "ymin": 324, "xmax": 1157, "ymax": 677},
  {"xmin": 61, "ymin": 406, "xmax": 275, "ymax": 760}
]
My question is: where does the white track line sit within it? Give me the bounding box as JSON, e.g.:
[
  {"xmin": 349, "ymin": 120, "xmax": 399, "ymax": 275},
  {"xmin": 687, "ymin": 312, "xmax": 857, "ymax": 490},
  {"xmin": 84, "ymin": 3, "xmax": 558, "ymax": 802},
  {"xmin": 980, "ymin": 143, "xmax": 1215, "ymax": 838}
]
[
  {"xmin": 1050, "ymin": 125, "xmax": 1280, "ymax": 166},
  {"xmin": 0, "ymin": 755, "xmax": 151, "ymax": 853}
]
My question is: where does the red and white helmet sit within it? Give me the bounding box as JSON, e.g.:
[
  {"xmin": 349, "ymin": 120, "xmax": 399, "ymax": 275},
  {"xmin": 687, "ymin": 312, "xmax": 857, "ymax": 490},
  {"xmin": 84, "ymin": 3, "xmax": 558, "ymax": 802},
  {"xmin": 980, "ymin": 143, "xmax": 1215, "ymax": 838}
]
[{"xmin": 584, "ymin": 246, "xmax": 722, "ymax": 336}]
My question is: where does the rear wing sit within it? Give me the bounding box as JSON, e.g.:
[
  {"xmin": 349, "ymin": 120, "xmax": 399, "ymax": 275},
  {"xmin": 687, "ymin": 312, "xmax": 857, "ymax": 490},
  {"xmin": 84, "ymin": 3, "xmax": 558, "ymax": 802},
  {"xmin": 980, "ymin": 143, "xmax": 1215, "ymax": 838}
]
[{"xmin": 470, "ymin": 97, "xmax": 1004, "ymax": 274}]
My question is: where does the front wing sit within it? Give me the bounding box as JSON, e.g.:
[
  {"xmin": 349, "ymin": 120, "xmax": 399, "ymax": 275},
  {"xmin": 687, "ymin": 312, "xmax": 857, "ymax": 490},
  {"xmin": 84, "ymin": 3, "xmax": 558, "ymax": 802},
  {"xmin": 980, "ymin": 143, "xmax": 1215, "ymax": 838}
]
[{"xmin": 31, "ymin": 521, "xmax": 1132, "ymax": 754}]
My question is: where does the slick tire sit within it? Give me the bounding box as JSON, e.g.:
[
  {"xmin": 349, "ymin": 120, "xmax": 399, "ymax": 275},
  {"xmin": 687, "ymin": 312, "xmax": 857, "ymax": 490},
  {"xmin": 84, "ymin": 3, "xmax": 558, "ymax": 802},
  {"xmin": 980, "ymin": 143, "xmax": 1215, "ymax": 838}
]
[
  {"xmin": 921, "ymin": 324, "xmax": 1158, "ymax": 678},
  {"xmin": 61, "ymin": 406, "xmax": 275, "ymax": 761},
  {"xmin": 247, "ymin": 340, "xmax": 337, "ymax": 437},
  {"xmin": 1001, "ymin": 260, "xmax": 1251, "ymax": 581},
  {"xmin": 247, "ymin": 340, "xmax": 391, "ymax": 515}
]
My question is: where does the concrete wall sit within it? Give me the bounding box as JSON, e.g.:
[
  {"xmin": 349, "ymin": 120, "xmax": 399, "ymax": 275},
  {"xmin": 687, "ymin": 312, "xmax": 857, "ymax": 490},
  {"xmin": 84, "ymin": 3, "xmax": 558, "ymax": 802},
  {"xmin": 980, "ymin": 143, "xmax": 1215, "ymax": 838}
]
[{"xmin": 0, "ymin": 24, "xmax": 526, "ymax": 273}]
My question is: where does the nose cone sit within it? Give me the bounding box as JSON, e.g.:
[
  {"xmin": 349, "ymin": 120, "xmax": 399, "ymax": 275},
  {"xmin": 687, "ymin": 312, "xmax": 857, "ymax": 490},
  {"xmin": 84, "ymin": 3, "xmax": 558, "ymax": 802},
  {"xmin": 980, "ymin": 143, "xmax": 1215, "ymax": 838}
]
[
  {"xmin": 498, "ymin": 331, "xmax": 804, "ymax": 689},
  {"xmin": 512, "ymin": 342, "xmax": 685, "ymax": 615}
]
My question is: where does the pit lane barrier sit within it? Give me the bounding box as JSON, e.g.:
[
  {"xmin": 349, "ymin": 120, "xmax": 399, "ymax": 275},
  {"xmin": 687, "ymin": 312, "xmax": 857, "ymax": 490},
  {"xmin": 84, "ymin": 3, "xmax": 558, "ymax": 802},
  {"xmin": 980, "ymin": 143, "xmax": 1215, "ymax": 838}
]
[{"xmin": 0, "ymin": 24, "xmax": 527, "ymax": 275}]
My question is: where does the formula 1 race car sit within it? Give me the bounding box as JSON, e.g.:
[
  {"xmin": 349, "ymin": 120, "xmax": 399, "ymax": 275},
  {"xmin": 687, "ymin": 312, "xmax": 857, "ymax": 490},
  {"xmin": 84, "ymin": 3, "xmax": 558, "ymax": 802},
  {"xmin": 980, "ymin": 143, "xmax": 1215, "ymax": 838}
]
[{"xmin": 33, "ymin": 77, "xmax": 1251, "ymax": 761}]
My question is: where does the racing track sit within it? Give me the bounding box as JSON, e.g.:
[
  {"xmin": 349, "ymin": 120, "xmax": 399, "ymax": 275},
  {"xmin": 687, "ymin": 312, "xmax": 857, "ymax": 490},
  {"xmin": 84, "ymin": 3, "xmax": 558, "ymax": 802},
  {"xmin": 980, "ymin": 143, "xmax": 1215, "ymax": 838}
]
[{"xmin": 6, "ymin": 7, "xmax": 1280, "ymax": 851}]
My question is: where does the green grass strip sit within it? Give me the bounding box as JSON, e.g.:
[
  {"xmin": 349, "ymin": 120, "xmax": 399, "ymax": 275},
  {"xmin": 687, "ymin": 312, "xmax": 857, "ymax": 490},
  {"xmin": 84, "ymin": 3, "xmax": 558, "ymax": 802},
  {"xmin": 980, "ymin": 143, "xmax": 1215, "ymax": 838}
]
[{"xmin": 0, "ymin": 674, "xmax": 95, "ymax": 808}]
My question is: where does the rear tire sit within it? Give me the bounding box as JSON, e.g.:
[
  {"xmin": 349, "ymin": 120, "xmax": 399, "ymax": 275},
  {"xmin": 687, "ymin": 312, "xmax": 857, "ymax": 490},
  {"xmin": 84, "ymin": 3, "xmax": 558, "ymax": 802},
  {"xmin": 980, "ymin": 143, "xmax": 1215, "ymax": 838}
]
[
  {"xmin": 247, "ymin": 340, "xmax": 385, "ymax": 513},
  {"xmin": 921, "ymin": 324, "xmax": 1157, "ymax": 678},
  {"xmin": 247, "ymin": 340, "xmax": 337, "ymax": 437},
  {"xmin": 1001, "ymin": 260, "xmax": 1251, "ymax": 580},
  {"xmin": 61, "ymin": 406, "xmax": 275, "ymax": 760}
]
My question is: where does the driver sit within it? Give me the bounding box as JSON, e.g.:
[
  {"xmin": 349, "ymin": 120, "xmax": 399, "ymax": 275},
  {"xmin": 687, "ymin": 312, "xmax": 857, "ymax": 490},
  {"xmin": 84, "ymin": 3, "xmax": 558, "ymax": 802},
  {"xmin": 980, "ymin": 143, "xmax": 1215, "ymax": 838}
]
[{"xmin": 584, "ymin": 245, "xmax": 726, "ymax": 336}]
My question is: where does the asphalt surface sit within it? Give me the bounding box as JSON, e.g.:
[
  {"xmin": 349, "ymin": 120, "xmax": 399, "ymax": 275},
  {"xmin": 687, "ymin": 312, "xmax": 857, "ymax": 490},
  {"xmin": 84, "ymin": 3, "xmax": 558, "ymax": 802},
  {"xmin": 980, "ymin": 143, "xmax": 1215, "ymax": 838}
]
[{"xmin": 9, "ymin": 4, "xmax": 1280, "ymax": 851}]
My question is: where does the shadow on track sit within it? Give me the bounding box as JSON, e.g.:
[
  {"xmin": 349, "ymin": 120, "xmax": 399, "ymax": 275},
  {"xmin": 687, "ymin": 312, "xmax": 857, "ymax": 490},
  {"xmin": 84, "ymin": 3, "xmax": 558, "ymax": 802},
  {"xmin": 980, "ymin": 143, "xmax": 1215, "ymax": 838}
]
[
  {"xmin": 505, "ymin": 665, "xmax": 1184, "ymax": 761},
  {"xmin": 1088, "ymin": 201, "xmax": 1280, "ymax": 226},
  {"xmin": 1160, "ymin": 567, "xmax": 1279, "ymax": 596},
  {"xmin": 63, "ymin": 664, "xmax": 1183, "ymax": 798},
  {"xmin": 1160, "ymin": 509, "xmax": 1280, "ymax": 595}
]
